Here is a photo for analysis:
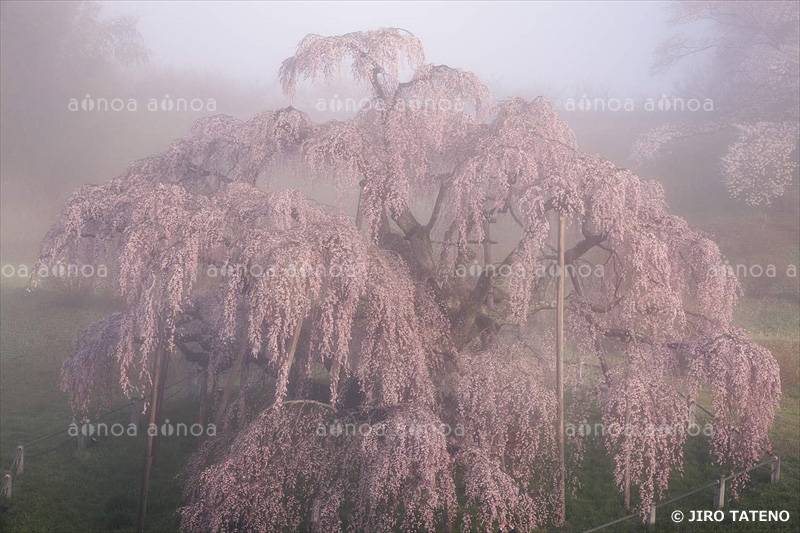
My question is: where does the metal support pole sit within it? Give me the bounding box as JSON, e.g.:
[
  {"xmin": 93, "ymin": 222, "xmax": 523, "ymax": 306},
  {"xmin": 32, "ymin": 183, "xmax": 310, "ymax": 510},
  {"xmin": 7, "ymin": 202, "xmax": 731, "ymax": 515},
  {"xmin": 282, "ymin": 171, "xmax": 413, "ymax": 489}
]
[{"xmin": 556, "ymin": 215, "xmax": 566, "ymax": 522}]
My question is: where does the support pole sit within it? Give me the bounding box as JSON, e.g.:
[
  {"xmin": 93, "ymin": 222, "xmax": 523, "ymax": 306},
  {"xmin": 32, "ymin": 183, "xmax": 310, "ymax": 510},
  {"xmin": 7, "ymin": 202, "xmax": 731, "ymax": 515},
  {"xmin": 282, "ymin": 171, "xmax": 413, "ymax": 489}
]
[
  {"xmin": 647, "ymin": 503, "xmax": 656, "ymax": 526},
  {"xmin": 152, "ymin": 349, "xmax": 171, "ymax": 463},
  {"xmin": 137, "ymin": 343, "xmax": 167, "ymax": 533},
  {"xmin": 713, "ymin": 475, "xmax": 726, "ymax": 510},
  {"xmin": 187, "ymin": 366, "xmax": 198, "ymax": 400},
  {"xmin": 556, "ymin": 215, "xmax": 566, "ymax": 522},
  {"xmin": 771, "ymin": 456, "xmax": 781, "ymax": 483},
  {"xmin": 16, "ymin": 445, "xmax": 23, "ymax": 474},
  {"xmin": 623, "ymin": 401, "xmax": 631, "ymax": 510},
  {"xmin": 355, "ymin": 181, "xmax": 365, "ymax": 230},
  {"xmin": 483, "ymin": 218, "xmax": 494, "ymax": 309},
  {"xmin": 77, "ymin": 417, "xmax": 92, "ymax": 449},
  {"xmin": 213, "ymin": 340, "xmax": 248, "ymax": 429},
  {"xmin": 129, "ymin": 396, "xmax": 142, "ymax": 427},
  {"xmin": 198, "ymin": 367, "xmax": 208, "ymax": 428}
]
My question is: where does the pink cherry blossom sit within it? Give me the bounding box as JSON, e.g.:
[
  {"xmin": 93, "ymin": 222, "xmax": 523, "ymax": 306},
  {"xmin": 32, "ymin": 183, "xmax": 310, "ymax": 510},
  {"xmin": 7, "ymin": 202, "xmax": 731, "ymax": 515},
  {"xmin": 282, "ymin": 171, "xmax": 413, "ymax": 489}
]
[{"xmin": 38, "ymin": 28, "xmax": 782, "ymax": 529}]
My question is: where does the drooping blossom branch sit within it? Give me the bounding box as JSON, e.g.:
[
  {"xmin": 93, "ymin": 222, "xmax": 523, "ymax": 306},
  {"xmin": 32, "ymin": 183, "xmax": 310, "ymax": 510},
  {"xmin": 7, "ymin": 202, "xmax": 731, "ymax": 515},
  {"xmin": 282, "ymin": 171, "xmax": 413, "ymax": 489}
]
[{"xmin": 38, "ymin": 27, "xmax": 782, "ymax": 528}]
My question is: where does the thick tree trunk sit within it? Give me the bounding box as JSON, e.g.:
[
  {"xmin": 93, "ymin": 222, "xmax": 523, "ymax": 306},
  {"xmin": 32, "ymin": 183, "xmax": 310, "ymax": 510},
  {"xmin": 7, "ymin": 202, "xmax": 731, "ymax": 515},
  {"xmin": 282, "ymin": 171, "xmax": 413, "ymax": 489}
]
[{"xmin": 393, "ymin": 205, "xmax": 436, "ymax": 275}]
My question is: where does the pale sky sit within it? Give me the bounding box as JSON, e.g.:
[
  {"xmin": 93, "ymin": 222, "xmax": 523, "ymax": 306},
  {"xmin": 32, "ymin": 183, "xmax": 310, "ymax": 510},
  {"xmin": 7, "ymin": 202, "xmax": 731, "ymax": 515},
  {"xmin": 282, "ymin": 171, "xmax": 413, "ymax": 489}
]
[{"xmin": 102, "ymin": 1, "xmax": 685, "ymax": 97}]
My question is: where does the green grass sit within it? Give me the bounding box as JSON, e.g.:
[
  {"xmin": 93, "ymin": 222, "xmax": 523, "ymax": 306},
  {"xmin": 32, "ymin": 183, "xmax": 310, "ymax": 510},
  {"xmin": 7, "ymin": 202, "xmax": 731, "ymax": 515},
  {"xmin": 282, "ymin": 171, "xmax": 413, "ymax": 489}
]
[
  {"xmin": 1, "ymin": 282, "xmax": 798, "ymax": 532},
  {"xmin": 561, "ymin": 396, "xmax": 799, "ymax": 532},
  {"xmin": 0, "ymin": 285, "xmax": 197, "ymax": 532},
  {"xmin": 559, "ymin": 292, "xmax": 800, "ymax": 532}
]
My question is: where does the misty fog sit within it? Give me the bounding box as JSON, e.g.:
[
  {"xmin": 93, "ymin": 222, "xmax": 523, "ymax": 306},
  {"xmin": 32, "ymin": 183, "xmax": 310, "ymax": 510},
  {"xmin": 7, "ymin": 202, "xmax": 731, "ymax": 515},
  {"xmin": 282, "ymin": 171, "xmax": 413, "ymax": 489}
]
[
  {"xmin": 1, "ymin": 2, "xmax": 798, "ymax": 533},
  {"xmin": 2, "ymin": 1, "xmax": 697, "ymax": 258}
]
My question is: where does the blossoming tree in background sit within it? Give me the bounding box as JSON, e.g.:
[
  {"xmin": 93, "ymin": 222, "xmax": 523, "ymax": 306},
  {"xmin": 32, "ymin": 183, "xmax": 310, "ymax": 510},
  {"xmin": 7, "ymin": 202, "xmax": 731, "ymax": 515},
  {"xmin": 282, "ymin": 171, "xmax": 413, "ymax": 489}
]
[
  {"xmin": 38, "ymin": 29, "xmax": 781, "ymax": 531},
  {"xmin": 632, "ymin": 1, "xmax": 800, "ymax": 207}
]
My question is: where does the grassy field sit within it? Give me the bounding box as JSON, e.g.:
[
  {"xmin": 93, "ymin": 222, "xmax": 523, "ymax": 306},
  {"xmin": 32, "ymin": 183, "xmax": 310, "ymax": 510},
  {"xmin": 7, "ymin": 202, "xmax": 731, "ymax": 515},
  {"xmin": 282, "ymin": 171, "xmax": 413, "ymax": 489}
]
[
  {"xmin": 0, "ymin": 281, "xmax": 797, "ymax": 532},
  {"xmin": 0, "ymin": 284, "xmax": 197, "ymax": 532}
]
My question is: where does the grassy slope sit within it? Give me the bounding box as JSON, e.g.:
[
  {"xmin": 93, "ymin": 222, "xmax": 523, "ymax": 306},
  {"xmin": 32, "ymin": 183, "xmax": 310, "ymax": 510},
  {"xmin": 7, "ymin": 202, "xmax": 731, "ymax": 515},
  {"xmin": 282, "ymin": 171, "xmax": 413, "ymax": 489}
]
[{"xmin": 0, "ymin": 284, "xmax": 194, "ymax": 532}]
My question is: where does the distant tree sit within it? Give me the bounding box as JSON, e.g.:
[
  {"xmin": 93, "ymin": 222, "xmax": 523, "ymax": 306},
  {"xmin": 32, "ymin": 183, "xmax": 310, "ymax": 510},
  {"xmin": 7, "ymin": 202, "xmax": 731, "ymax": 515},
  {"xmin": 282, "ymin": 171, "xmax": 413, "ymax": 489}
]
[
  {"xmin": 0, "ymin": 0, "xmax": 148, "ymax": 177},
  {"xmin": 1, "ymin": 1, "xmax": 150, "ymax": 251},
  {"xmin": 632, "ymin": 1, "xmax": 800, "ymax": 207},
  {"xmin": 39, "ymin": 29, "xmax": 781, "ymax": 530}
]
